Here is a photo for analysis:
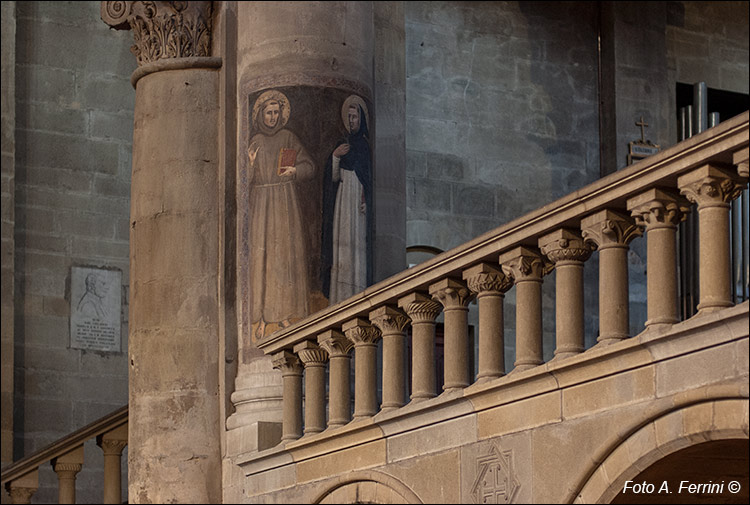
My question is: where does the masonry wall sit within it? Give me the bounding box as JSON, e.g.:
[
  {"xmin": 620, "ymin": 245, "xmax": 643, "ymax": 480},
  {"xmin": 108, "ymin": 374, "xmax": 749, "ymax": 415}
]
[{"xmin": 12, "ymin": 2, "xmax": 135, "ymax": 502}]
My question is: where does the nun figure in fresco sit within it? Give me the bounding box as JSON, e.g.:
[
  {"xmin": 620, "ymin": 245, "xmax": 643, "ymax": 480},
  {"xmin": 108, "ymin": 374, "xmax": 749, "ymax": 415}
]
[
  {"xmin": 248, "ymin": 89, "xmax": 315, "ymax": 339},
  {"xmin": 322, "ymin": 95, "xmax": 373, "ymax": 304}
]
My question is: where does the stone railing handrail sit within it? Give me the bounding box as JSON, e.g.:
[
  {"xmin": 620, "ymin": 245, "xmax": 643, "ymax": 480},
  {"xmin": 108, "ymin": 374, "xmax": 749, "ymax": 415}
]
[
  {"xmin": 260, "ymin": 110, "xmax": 749, "ymax": 355},
  {"xmin": 1, "ymin": 405, "xmax": 128, "ymax": 504}
]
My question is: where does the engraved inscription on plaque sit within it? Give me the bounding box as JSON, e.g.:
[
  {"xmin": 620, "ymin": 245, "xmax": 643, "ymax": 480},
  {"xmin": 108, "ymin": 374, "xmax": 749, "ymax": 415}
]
[
  {"xmin": 471, "ymin": 444, "xmax": 521, "ymax": 504},
  {"xmin": 70, "ymin": 266, "xmax": 121, "ymax": 352}
]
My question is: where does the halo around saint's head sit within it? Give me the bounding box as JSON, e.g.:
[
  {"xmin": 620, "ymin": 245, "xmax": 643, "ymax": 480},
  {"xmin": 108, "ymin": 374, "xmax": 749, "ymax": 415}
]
[
  {"xmin": 252, "ymin": 89, "xmax": 291, "ymax": 131},
  {"xmin": 341, "ymin": 95, "xmax": 369, "ymax": 133}
]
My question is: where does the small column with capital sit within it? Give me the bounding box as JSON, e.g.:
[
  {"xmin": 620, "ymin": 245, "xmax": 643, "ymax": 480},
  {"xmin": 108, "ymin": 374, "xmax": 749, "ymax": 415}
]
[
  {"xmin": 294, "ymin": 340, "xmax": 328, "ymax": 435},
  {"xmin": 398, "ymin": 293, "xmax": 442, "ymax": 402},
  {"xmin": 429, "ymin": 279, "xmax": 475, "ymax": 391},
  {"xmin": 343, "ymin": 318, "xmax": 382, "ymax": 419},
  {"xmin": 97, "ymin": 424, "xmax": 128, "ymax": 504},
  {"xmin": 318, "ymin": 330, "xmax": 353, "ymax": 428},
  {"xmin": 678, "ymin": 164, "xmax": 746, "ymax": 312},
  {"xmin": 4, "ymin": 469, "xmax": 38, "ymax": 505},
  {"xmin": 581, "ymin": 210, "xmax": 642, "ymax": 344},
  {"xmin": 272, "ymin": 351, "xmax": 303, "ymax": 441},
  {"xmin": 539, "ymin": 229, "xmax": 593, "ymax": 359},
  {"xmin": 370, "ymin": 306, "xmax": 410, "ymax": 411},
  {"xmin": 52, "ymin": 445, "xmax": 84, "ymax": 504},
  {"xmin": 463, "ymin": 263, "xmax": 513, "ymax": 381},
  {"xmin": 499, "ymin": 247, "xmax": 551, "ymax": 371},
  {"xmin": 628, "ymin": 188, "xmax": 691, "ymax": 327}
]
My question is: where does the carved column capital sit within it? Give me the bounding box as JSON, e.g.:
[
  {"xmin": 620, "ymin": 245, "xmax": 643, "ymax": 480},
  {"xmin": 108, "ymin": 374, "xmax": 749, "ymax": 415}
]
[
  {"xmin": 677, "ymin": 164, "xmax": 745, "ymax": 209},
  {"xmin": 294, "ymin": 340, "xmax": 328, "ymax": 366},
  {"xmin": 429, "ymin": 278, "xmax": 474, "ymax": 310},
  {"xmin": 98, "ymin": 438, "xmax": 128, "ymax": 456},
  {"xmin": 369, "ymin": 306, "xmax": 410, "ymax": 335},
  {"xmin": 398, "ymin": 292, "xmax": 442, "ymax": 324},
  {"xmin": 101, "ymin": 1, "xmax": 213, "ymax": 65},
  {"xmin": 463, "ymin": 263, "xmax": 513, "ymax": 296},
  {"xmin": 343, "ymin": 318, "xmax": 381, "ymax": 346},
  {"xmin": 627, "ymin": 188, "xmax": 691, "ymax": 231},
  {"xmin": 581, "ymin": 209, "xmax": 642, "ymax": 250},
  {"xmin": 317, "ymin": 329, "xmax": 353, "ymax": 357},
  {"xmin": 539, "ymin": 228, "xmax": 593, "ymax": 264},
  {"xmin": 499, "ymin": 246, "xmax": 552, "ymax": 282},
  {"xmin": 8, "ymin": 487, "xmax": 37, "ymax": 504},
  {"xmin": 271, "ymin": 350, "xmax": 302, "ymax": 376}
]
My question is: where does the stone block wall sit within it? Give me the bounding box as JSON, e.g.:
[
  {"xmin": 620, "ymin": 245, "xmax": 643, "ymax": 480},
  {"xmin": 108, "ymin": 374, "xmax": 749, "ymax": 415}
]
[{"xmin": 11, "ymin": 2, "xmax": 135, "ymax": 502}]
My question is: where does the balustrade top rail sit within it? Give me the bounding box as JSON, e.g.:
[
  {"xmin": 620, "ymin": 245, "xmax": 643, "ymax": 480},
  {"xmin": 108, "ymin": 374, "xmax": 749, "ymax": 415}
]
[
  {"xmin": 259, "ymin": 110, "xmax": 749, "ymax": 355},
  {"xmin": 0, "ymin": 405, "xmax": 128, "ymax": 485}
]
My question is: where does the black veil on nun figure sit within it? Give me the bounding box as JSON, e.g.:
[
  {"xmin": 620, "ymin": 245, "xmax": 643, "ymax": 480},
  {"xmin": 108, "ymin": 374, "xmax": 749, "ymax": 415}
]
[{"xmin": 321, "ymin": 97, "xmax": 373, "ymax": 302}]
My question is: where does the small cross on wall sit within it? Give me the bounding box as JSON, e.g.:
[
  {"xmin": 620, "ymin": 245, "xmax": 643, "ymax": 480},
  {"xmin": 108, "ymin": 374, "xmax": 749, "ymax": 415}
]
[{"xmin": 636, "ymin": 116, "xmax": 649, "ymax": 143}]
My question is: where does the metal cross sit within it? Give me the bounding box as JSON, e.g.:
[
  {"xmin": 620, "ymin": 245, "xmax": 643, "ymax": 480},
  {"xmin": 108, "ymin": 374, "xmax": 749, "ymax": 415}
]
[{"xmin": 636, "ymin": 116, "xmax": 649, "ymax": 143}]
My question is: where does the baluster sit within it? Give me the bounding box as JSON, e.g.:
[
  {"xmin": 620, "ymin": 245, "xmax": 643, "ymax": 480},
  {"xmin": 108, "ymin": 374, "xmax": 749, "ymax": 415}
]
[
  {"xmin": 628, "ymin": 188, "xmax": 690, "ymax": 327},
  {"xmin": 398, "ymin": 293, "xmax": 441, "ymax": 402},
  {"xmin": 539, "ymin": 229, "xmax": 593, "ymax": 359},
  {"xmin": 318, "ymin": 330, "xmax": 353, "ymax": 428},
  {"xmin": 343, "ymin": 318, "xmax": 381, "ymax": 419},
  {"xmin": 429, "ymin": 279, "xmax": 474, "ymax": 391},
  {"xmin": 370, "ymin": 307, "xmax": 410, "ymax": 411},
  {"xmin": 271, "ymin": 351, "xmax": 303, "ymax": 441},
  {"xmin": 294, "ymin": 341, "xmax": 328, "ymax": 435},
  {"xmin": 463, "ymin": 263, "xmax": 513, "ymax": 381},
  {"xmin": 581, "ymin": 210, "xmax": 642, "ymax": 344},
  {"xmin": 5, "ymin": 469, "xmax": 38, "ymax": 505},
  {"xmin": 678, "ymin": 165, "xmax": 746, "ymax": 312},
  {"xmin": 52, "ymin": 445, "xmax": 83, "ymax": 504},
  {"xmin": 97, "ymin": 423, "xmax": 128, "ymax": 504},
  {"xmin": 499, "ymin": 247, "xmax": 550, "ymax": 372}
]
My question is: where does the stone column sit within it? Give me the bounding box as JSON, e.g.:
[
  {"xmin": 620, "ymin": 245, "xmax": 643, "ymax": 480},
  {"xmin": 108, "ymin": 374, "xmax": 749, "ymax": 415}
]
[
  {"xmin": 539, "ymin": 229, "xmax": 593, "ymax": 359},
  {"xmin": 429, "ymin": 279, "xmax": 474, "ymax": 391},
  {"xmin": 294, "ymin": 341, "xmax": 328, "ymax": 436},
  {"xmin": 581, "ymin": 210, "xmax": 642, "ymax": 344},
  {"xmin": 678, "ymin": 165, "xmax": 745, "ymax": 312},
  {"xmin": 272, "ymin": 351, "xmax": 303, "ymax": 442},
  {"xmin": 370, "ymin": 306, "xmax": 410, "ymax": 411},
  {"xmin": 318, "ymin": 330, "xmax": 353, "ymax": 428},
  {"xmin": 101, "ymin": 2, "xmax": 222, "ymax": 502},
  {"xmin": 398, "ymin": 293, "xmax": 441, "ymax": 402},
  {"xmin": 343, "ymin": 318, "xmax": 381, "ymax": 419},
  {"xmin": 5, "ymin": 470, "xmax": 38, "ymax": 505},
  {"xmin": 97, "ymin": 424, "xmax": 128, "ymax": 504},
  {"xmin": 52, "ymin": 445, "xmax": 84, "ymax": 505},
  {"xmin": 463, "ymin": 264, "xmax": 513, "ymax": 381},
  {"xmin": 499, "ymin": 247, "xmax": 550, "ymax": 372},
  {"xmin": 628, "ymin": 188, "xmax": 690, "ymax": 327}
]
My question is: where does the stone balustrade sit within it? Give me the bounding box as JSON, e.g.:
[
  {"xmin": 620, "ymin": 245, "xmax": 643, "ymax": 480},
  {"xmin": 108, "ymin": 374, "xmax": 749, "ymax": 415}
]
[
  {"xmin": 1, "ymin": 406, "xmax": 128, "ymax": 504},
  {"xmin": 254, "ymin": 111, "xmax": 748, "ymax": 449}
]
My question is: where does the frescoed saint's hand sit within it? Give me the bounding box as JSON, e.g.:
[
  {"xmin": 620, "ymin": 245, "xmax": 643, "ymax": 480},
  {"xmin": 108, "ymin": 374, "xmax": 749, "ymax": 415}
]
[
  {"xmin": 279, "ymin": 166, "xmax": 297, "ymax": 177},
  {"xmin": 333, "ymin": 144, "xmax": 350, "ymax": 157},
  {"xmin": 248, "ymin": 144, "xmax": 260, "ymax": 165}
]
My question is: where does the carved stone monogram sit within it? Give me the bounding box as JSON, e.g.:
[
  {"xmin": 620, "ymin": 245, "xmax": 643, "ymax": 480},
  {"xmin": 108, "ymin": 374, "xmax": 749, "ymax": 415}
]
[
  {"xmin": 471, "ymin": 444, "xmax": 521, "ymax": 504},
  {"xmin": 101, "ymin": 1, "xmax": 213, "ymax": 65}
]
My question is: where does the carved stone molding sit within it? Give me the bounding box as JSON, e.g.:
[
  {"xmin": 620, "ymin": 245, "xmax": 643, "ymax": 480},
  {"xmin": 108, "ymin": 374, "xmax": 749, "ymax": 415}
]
[
  {"xmin": 627, "ymin": 188, "xmax": 691, "ymax": 231},
  {"xmin": 101, "ymin": 1, "xmax": 213, "ymax": 65},
  {"xmin": 733, "ymin": 147, "xmax": 749, "ymax": 178},
  {"xmin": 677, "ymin": 165, "xmax": 745, "ymax": 209},
  {"xmin": 463, "ymin": 263, "xmax": 513, "ymax": 295},
  {"xmin": 370, "ymin": 306, "xmax": 410, "ymax": 335},
  {"xmin": 429, "ymin": 278, "xmax": 474, "ymax": 310},
  {"xmin": 398, "ymin": 292, "xmax": 442, "ymax": 324},
  {"xmin": 539, "ymin": 228, "xmax": 593, "ymax": 265},
  {"xmin": 343, "ymin": 318, "xmax": 382, "ymax": 346},
  {"xmin": 271, "ymin": 350, "xmax": 302, "ymax": 376},
  {"xmin": 294, "ymin": 340, "xmax": 328, "ymax": 366},
  {"xmin": 581, "ymin": 209, "xmax": 642, "ymax": 250},
  {"xmin": 317, "ymin": 330, "xmax": 353, "ymax": 357}
]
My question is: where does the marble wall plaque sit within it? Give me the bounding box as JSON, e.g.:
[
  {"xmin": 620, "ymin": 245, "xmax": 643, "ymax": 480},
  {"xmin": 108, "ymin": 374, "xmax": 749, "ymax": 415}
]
[{"xmin": 70, "ymin": 266, "xmax": 122, "ymax": 352}]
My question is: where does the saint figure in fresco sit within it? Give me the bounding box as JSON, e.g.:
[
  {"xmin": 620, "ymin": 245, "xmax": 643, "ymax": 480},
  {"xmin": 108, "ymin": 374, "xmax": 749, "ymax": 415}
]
[
  {"xmin": 322, "ymin": 95, "xmax": 372, "ymax": 304},
  {"xmin": 248, "ymin": 90, "xmax": 315, "ymax": 339}
]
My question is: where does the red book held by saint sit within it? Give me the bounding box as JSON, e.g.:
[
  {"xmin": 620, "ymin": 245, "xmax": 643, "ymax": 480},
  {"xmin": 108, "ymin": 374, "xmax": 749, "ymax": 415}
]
[{"xmin": 278, "ymin": 148, "xmax": 297, "ymax": 174}]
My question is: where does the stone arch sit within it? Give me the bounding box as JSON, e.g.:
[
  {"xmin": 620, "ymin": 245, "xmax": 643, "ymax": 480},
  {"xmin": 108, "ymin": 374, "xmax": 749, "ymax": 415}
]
[
  {"xmin": 575, "ymin": 397, "xmax": 749, "ymax": 504},
  {"xmin": 314, "ymin": 470, "xmax": 423, "ymax": 504}
]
